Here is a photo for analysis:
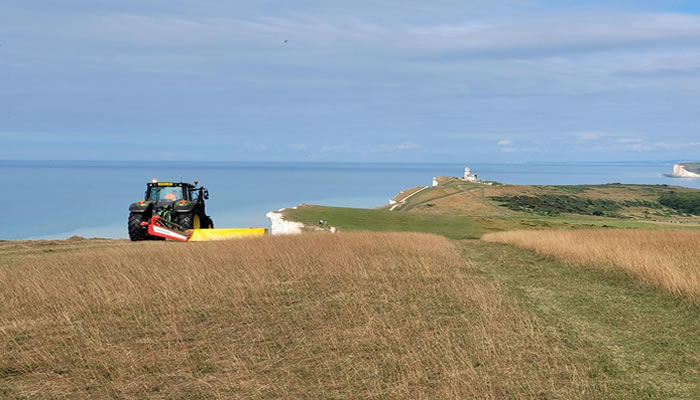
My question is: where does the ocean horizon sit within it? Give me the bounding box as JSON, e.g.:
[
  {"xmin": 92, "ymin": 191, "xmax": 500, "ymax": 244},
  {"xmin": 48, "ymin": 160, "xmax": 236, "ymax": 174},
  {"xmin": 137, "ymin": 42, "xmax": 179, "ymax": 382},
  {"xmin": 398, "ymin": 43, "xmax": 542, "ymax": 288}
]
[{"xmin": 2, "ymin": 160, "xmax": 698, "ymax": 240}]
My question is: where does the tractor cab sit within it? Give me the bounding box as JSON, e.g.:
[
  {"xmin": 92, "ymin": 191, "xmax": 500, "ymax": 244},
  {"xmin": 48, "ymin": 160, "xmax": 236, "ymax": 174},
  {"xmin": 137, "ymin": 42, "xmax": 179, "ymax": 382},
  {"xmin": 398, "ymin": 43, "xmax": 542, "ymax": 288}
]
[{"xmin": 145, "ymin": 181, "xmax": 209, "ymax": 204}]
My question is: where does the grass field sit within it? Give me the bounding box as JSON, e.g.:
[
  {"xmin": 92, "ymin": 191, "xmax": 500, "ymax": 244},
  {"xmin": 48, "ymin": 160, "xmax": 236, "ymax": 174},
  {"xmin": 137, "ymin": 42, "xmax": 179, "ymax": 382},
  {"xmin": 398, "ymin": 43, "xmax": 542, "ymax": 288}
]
[
  {"xmin": 2, "ymin": 233, "xmax": 698, "ymax": 398},
  {"xmin": 483, "ymin": 229, "xmax": 700, "ymax": 302},
  {"xmin": 0, "ymin": 233, "xmax": 590, "ymax": 398},
  {"xmin": 464, "ymin": 240, "xmax": 700, "ymax": 398}
]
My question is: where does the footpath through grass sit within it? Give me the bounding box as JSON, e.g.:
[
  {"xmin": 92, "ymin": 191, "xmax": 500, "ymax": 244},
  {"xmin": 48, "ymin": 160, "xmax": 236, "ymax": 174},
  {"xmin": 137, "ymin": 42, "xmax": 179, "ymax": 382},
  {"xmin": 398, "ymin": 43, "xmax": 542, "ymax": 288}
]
[{"xmin": 462, "ymin": 240, "xmax": 700, "ymax": 399}]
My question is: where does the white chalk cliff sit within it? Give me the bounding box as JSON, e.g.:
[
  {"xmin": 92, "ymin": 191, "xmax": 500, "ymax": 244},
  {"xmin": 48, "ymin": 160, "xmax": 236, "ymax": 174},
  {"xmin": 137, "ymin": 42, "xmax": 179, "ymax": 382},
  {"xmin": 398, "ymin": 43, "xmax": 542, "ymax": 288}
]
[
  {"xmin": 672, "ymin": 163, "xmax": 700, "ymax": 178},
  {"xmin": 266, "ymin": 208, "xmax": 304, "ymax": 235}
]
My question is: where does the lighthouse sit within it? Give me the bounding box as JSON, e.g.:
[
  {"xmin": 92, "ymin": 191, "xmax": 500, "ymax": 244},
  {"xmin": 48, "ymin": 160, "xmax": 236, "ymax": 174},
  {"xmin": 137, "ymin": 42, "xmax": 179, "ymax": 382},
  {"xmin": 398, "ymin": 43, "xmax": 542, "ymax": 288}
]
[{"xmin": 463, "ymin": 167, "xmax": 478, "ymax": 182}]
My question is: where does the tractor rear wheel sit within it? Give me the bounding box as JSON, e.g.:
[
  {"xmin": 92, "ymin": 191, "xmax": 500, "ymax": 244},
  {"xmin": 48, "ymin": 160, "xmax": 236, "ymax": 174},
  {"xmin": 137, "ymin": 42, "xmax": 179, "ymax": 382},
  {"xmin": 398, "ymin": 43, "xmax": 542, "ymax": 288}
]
[
  {"xmin": 176, "ymin": 212, "xmax": 203, "ymax": 230},
  {"xmin": 128, "ymin": 213, "xmax": 149, "ymax": 241},
  {"xmin": 203, "ymin": 216, "xmax": 214, "ymax": 229}
]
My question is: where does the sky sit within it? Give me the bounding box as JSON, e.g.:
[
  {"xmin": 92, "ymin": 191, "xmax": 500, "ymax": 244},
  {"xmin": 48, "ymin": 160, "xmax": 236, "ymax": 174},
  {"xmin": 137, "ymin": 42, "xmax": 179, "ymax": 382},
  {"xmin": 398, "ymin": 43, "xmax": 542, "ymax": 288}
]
[{"xmin": 1, "ymin": 0, "xmax": 699, "ymax": 163}]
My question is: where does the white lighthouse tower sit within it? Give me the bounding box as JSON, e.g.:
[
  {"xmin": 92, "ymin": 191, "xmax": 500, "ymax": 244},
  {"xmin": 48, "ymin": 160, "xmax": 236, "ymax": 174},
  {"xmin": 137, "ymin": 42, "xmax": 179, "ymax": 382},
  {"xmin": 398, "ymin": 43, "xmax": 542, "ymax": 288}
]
[{"xmin": 463, "ymin": 167, "xmax": 478, "ymax": 182}]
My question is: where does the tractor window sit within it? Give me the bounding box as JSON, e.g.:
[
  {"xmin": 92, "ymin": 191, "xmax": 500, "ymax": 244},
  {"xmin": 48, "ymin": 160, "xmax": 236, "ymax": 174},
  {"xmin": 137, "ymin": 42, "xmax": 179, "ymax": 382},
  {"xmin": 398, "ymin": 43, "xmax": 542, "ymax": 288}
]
[
  {"xmin": 190, "ymin": 189, "xmax": 200, "ymax": 201},
  {"xmin": 148, "ymin": 186, "xmax": 184, "ymax": 202}
]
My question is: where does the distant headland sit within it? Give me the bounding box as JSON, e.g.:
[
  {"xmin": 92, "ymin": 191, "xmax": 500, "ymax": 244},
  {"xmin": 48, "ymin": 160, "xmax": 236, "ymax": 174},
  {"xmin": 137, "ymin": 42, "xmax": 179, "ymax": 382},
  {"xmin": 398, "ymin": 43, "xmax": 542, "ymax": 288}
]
[{"xmin": 667, "ymin": 163, "xmax": 700, "ymax": 178}]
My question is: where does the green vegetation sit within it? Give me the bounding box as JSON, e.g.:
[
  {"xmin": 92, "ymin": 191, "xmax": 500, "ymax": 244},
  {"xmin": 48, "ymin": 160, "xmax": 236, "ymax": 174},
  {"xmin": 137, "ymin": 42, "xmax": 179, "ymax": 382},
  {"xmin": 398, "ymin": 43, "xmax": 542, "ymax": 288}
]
[
  {"xmin": 284, "ymin": 205, "xmax": 699, "ymax": 241},
  {"xmin": 486, "ymin": 194, "xmax": 659, "ymax": 217},
  {"xmin": 285, "ymin": 205, "xmax": 482, "ymax": 239},
  {"xmin": 387, "ymin": 179, "xmax": 699, "ymax": 224},
  {"xmin": 659, "ymin": 192, "xmax": 700, "ymax": 215},
  {"xmin": 464, "ymin": 240, "xmax": 700, "ymax": 398},
  {"xmin": 489, "ymin": 194, "xmax": 619, "ymax": 216}
]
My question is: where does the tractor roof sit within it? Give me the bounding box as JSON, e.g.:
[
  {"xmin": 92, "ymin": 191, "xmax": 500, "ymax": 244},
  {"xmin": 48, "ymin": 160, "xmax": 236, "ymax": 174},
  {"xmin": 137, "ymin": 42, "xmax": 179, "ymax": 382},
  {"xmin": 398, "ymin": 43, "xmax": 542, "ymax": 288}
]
[{"xmin": 147, "ymin": 182, "xmax": 196, "ymax": 188}]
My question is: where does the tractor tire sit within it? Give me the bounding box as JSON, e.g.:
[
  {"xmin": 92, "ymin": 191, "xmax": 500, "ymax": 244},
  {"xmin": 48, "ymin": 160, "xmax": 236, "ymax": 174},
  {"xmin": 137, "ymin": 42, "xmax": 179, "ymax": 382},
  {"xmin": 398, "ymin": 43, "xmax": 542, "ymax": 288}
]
[
  {"xmin": 176, "ymin": 211, "xmax": 203, "ymax": 230},
  {"xmin": 128, "ymin": 213, "xmax": 149, "ymax": 241},
  {"xmin": 203, "ymin": 216, "xmax": 214, "ymax": 229}
]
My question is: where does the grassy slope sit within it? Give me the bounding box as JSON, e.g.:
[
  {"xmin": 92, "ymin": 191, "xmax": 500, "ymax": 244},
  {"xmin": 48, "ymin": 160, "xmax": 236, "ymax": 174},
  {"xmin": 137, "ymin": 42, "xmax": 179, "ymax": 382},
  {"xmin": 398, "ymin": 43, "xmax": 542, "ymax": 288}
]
[
  {"xmin": 0, "ymin": 234, "xmax": 603, "ymax": 398},
  {"xmin": 282, "ymin": 179, "xmax": 700, "ymax": 237},
  {"xmin": 392, "ymin": 179, "xmax": 700, "ymax": 223},
  {"xmin": 2, "ymin": 235, "xmax": 698, "ymax": 398},
  {"xmin": 284, "ymin": 205, "xmax": 700, "ymax": 240},
  {"xmin": 483, "ymin": 230, "xmax": 700, "ymax": 301},
  {"xmin": 285, "ymin": 205, "xmax": 483, "ymax": 239},
  {"xmin": 464, "ymin": 240, "xmax": 700, "ymax": 398}
]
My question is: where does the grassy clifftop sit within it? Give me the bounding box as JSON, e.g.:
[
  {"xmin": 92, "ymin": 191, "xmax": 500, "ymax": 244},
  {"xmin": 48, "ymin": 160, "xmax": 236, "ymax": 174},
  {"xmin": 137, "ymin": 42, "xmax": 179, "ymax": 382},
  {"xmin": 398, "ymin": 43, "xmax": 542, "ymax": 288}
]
[
  {"xmin": 389, "ymin": 178, "xmax": 700, "ymax": 220},
  {"xmin": 2, "ymin": 233, "xmax": 699, "ymax": 398},
  {"xmin": 682, "ymin": 163, "xmax": 700, "ymax": 174},
  {"xmin": 282, "ymin": 180, "xmax": 700, "ymax": 238}
]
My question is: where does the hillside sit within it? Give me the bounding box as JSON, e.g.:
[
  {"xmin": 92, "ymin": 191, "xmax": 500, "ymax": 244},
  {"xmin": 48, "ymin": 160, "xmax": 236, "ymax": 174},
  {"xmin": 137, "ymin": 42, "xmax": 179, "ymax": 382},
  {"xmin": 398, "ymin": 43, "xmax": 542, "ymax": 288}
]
[
  {"xmin": 385, "ymin": 178, "xmax": 700, "ymax": 222},
  {"xmin": 281, "ymin": 180, "xmax": 700, "ymax": 237},
  {"xmin": 2, "ymin": 234, "xmax": 699, "ymax": 398}
]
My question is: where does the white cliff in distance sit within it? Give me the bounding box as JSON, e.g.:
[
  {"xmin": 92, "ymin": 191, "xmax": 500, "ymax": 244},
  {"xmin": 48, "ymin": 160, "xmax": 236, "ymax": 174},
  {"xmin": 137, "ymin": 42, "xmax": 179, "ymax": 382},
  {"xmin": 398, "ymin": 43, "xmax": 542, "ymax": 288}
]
[{"xmin": 671, "ymin": 163, "xmax": 700, "ymax": 178}]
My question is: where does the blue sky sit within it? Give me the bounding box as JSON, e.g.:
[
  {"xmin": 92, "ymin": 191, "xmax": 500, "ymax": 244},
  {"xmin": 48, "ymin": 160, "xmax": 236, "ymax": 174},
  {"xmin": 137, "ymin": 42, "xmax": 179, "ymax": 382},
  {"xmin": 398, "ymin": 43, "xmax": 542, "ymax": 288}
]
[{"xmin": 1, "ymin": 0, "xmax": 699, "ymax": 162}]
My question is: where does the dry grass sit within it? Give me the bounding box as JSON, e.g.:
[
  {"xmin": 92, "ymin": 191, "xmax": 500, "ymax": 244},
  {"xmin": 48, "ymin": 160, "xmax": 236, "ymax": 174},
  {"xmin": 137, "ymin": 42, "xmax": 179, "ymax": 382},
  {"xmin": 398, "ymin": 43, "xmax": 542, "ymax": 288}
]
[
  {"xmin": 483, "ymin": 229, "xmax": 700, "ymax": 302},
  {"xmin": 1, "ymin": 233, "xmax": 593, "ymax": 399}
]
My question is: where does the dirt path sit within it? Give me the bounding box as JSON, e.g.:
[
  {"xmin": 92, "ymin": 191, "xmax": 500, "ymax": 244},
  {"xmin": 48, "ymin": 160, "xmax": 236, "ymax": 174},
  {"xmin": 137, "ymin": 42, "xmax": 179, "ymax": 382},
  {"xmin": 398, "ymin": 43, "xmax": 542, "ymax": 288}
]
[
  {"xmin": 389, "ymin": 186, "xmax": 429, "ymax": 211},
  {"xmin": 400, "ymin": 185, "xmax": 511, "ymax": 217},
  {"xmin": 464, "ymin": 188, "xmax": 510, "ymax": 217}
]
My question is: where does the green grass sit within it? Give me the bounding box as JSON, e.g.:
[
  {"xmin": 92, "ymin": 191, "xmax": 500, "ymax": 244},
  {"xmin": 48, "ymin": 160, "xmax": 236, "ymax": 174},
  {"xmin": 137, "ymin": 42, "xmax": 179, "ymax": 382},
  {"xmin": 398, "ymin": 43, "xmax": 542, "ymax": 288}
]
[
  {"xmin": 284, "ymin": 206, "xmax": 700, "ymax": 240},
  {"xmin": 512, "ymin": 215, "xmax": 700, "ymax": 230},
  {"xmin": 659, "ymin": 191, "xmax": 700, "ymax": 215},
  {"xmin": 284, "ymin": 205, "xmax": 482, "ymax": 239},
  {"xmin": 461, "ymin": 240, "xmax": 700, "ymax": 399}
]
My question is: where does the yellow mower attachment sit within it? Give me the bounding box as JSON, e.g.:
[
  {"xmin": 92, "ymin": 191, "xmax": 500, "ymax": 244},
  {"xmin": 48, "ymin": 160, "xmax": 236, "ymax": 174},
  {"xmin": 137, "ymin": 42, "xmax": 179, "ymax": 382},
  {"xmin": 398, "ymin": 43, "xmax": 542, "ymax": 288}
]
[
  {"xmin": 143, "ymin": 216, "xmax": 267, "ymax": 241},
  {"xmin": 188, "ymin": 228, "xmax": 268, "ymax": 242}
]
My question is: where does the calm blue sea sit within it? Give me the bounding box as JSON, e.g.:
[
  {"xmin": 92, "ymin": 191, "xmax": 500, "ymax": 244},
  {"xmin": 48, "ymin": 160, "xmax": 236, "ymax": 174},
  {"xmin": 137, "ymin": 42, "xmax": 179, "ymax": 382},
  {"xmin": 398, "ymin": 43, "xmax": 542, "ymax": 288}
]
[{"xmin": 1, "ymin": 160, "xmax": 698, "ymax": 240}]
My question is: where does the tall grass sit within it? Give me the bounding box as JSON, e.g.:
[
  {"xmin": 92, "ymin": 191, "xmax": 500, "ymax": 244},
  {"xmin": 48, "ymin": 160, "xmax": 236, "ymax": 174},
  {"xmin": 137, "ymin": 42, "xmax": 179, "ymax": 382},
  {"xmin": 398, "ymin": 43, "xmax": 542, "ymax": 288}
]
[
  {"xmin": 1, "ymin": 233, "xmax": 591, "ymax": 398},
  {"xmin": 483, "ymin": 229, "xmax": 700, "ymax": 302}
]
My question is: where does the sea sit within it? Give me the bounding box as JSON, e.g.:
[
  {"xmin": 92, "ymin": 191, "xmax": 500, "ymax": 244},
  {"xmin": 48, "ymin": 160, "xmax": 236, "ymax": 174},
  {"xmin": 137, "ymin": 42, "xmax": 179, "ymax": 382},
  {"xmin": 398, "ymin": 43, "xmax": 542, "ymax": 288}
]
[{"xmin": 1, "ymin": 160, "xmax": 698, "ymax": 240}]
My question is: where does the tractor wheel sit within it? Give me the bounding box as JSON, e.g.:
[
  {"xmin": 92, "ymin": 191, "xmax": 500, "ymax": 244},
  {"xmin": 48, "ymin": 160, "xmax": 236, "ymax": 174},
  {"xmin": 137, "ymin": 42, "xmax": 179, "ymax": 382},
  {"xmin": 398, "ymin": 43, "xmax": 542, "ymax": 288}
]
[
  {"xmin": 176, "ymin": 212, "xmax": 203, "ymax": 230},
  {"xmin": 203, "ymin": 216, "xmax": 214, "ymax": 229},
  {"xmin": 128, "ymin": 213, "xmax": 149, "ymax": 241}
]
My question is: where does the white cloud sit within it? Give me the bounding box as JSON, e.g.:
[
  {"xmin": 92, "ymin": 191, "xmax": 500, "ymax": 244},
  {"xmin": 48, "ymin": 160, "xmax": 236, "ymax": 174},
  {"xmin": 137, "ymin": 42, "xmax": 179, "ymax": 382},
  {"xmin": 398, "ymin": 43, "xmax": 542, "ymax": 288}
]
[
  {"xmin": 573, "ymin": 131, "xmax": 602, "ymax": 141},
  {"xmin": 377, "ymin": 142, "xmax": 420, "ymax": 152},
  {"xmin": 290, "ymin": 143, "xmax": 308, "ymax": 151},
  {"xmin": 620, "ymin": 143, "xmax": 652, "ymax": 151},
  {"xmin": 617, "ymin": 137, "xmax": 643, "ymax": 143},
  {"xmin": 497, "ymin": 139, "xmax": 511, "ymax": 145},
  {"xmin": 242, "ymin": 143, "xmax": 268, "ymax": 152},
  {"xmin": 10, "ymin": 9, "xmax": 700, "ymax": 58}
]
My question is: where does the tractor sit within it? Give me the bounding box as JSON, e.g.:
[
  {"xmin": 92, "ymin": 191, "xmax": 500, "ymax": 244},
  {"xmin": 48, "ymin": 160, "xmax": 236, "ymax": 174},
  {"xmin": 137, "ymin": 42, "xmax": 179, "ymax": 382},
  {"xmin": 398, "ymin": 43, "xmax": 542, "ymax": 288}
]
[{"xmin": 128, "ymin": 180, "xmax": 214, "ymax": 241}]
